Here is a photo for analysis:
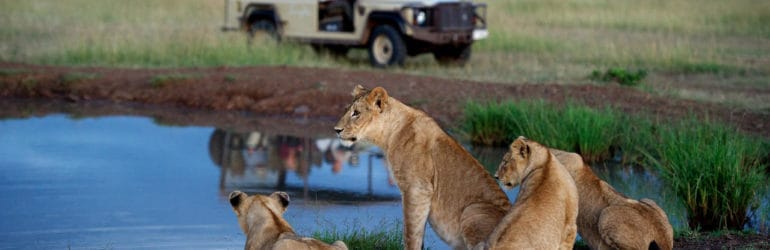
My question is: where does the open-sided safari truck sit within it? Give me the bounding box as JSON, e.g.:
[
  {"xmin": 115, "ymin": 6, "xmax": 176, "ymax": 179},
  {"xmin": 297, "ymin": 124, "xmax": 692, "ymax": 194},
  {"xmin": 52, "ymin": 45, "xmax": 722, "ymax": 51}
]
[{"xmin": 222, "ymin": 0, "xmax": 487, "ymax": 67}]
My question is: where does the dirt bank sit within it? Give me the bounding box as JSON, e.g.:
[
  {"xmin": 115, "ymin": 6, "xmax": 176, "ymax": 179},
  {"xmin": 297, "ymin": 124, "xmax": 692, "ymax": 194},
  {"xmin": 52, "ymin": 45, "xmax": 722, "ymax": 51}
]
[{"xmin": 1, "ymin": 62, "xmax": 767, "ymax": 138}]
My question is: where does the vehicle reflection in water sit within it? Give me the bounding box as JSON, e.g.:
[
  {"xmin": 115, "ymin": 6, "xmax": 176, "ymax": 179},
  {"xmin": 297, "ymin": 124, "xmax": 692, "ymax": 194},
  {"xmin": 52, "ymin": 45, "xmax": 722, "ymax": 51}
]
[{"xmin": 208, "ymin": 129, "xmax": 399, "ymax": 202}]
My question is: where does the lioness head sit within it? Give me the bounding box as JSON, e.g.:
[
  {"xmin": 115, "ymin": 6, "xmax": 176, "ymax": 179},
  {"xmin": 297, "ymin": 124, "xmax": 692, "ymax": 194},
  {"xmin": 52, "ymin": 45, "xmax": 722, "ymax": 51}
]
[
  {"xmin": 228, "ymin": 190, "xmax": 290, "ymax": 233},
  {"xmin": 495, "ymin": 136, "xmax": 549, "ymax": 189},
  {"xmin": 334, "ymin": 85, "xmax": 389, "ymax": 147}
]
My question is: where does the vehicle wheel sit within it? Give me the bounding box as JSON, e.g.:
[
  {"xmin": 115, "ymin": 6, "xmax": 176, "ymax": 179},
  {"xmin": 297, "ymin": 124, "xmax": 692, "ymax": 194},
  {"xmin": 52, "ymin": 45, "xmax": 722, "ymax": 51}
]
[
  {"xmin": 433, "ymin": 44, "xmax": 471, "ymax": 66},
  {"xmin": 368, "ymin": 25, "xmax": 406, "ymax": 68},
  {"xmin": 248, "ymin": 19, "xmax": 279, "ymax": 44}
]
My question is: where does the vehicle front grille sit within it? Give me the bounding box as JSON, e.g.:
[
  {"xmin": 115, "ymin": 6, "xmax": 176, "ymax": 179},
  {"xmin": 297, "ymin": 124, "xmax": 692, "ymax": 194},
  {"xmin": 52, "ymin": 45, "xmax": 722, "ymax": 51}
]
[{"xmin": 433, "ymin": 2, "xmax": 475, "ymax": 31}]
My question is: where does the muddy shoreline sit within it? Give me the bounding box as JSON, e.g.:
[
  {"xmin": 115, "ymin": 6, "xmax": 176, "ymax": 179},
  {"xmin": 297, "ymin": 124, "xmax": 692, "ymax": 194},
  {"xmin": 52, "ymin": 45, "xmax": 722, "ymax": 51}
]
[{"xmin": 1, "ymin": 62, "xmax": 768, "ymax": 138}]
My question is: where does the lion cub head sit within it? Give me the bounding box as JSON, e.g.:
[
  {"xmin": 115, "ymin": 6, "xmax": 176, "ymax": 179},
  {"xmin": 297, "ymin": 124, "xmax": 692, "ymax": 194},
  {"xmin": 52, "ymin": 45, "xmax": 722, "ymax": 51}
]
[
  {"xmin": 495, "ymin": 136, "xmax": 550, "ymax": 189},
  {"xmin": 334, "ymin": 85, "xmax": 389, "ymax": 147},
  {"xmin": 229, "ymin": 190, "xmax": 291, "ymax": 234}
]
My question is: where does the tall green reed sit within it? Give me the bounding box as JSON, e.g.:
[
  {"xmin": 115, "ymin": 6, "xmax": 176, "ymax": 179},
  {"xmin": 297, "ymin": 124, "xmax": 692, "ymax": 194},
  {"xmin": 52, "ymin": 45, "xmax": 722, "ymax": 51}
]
[
  {"xmin": 462, "ymin": 100, "xmax": 620, "ymax": 162},
  {"xmin": 642, "ymin": 119, "xmax": 766, "ymax": 231}
]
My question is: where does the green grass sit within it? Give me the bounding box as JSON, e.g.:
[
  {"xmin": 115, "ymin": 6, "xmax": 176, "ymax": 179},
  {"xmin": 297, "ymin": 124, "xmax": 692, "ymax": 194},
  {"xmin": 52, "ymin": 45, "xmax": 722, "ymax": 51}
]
[
  {"xmin": 59, "ymin": 72, "xmax": 98, "ymax": 86},
  {"xmin": 642, "ymin": 118, "xmax": 767, "ymax": 231},
  {"xmin": 0, "ymin": 68, "xmax": 28, "ymax": 76},
  {"xmin": 590, "ymin": 68, "xmax": 648, "ymax": 86},
  {"xmin": 1, "ymin": 0, "xmax": 767, "ymax": 85},
  {"xmin": 312, "ymin": 220, "xmax": 403, "ymax": 250},
  {"xmin": 462, "ymin": 100, "xmax": 769, "ymax": 232},
  {"xmin": 673, "ymin": 229, "xmax": 770, "ymax": 249},
  {"xmin": 150, "ymin": 73, "xmax": 199, "ymax": 88},
  {"xmin": 462, "ymin": 100, "xmax": 621, "ymax": 162}
]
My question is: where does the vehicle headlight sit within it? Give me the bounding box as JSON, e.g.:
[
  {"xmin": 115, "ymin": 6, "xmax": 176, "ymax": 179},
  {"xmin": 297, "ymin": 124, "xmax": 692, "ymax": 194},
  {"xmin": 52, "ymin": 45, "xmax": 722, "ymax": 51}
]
[{"xmin": 415, "ymin": 11, "xmax": 426, "ymax": 25}]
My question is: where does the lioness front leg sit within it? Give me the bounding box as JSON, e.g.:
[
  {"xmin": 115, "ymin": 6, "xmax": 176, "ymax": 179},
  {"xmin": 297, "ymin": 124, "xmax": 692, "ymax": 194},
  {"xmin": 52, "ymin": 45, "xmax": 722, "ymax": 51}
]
[{"xmin": 402, "ymin": 186, "xmax": 432, "ymax": 250}]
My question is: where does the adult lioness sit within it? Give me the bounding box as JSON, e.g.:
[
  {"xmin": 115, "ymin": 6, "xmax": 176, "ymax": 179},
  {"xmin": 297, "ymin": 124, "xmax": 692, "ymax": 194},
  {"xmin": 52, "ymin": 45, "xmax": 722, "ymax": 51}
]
[
  {"xmin": 334, "ymin": 85, "xmax": 510, "ymax": 249},
  {"xmin": 551, "ymin": 150, "xmax": 674, "ymax": 250},
  {"xmin": 488, "ymin": 136, "xmax": 579, "ymax": 250},
  {"xmin": 228, "ymin": 191, "xmax": 348, "ymax": 250}
]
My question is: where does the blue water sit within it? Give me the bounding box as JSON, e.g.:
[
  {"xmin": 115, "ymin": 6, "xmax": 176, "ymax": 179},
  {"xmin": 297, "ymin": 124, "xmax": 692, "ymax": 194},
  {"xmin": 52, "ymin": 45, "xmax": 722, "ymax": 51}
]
[
  {"xmin": 1, "ymin": 115, "xmax": 766, "ymax": 249},
  {"xmin": 0, "ymin": 115, "xmax": 424, "ymax": 249}
]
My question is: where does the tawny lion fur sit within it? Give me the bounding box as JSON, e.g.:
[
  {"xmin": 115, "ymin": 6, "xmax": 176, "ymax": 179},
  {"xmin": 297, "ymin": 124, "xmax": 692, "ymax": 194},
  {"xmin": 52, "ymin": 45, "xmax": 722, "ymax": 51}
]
[
  {"xmin": 228, "ymin": 191, "xmax": 347, "ymax": 250},
  {"xmin": 551, "ymin": 149, "xmax": 674, "ymax": 250},
  {"xmin": 486, "ymin": 136, "xmax": 579, "ymax": 250},
  {"xmin": 334, "ymin": 85, "xmax": 511, "ymax": 249}
]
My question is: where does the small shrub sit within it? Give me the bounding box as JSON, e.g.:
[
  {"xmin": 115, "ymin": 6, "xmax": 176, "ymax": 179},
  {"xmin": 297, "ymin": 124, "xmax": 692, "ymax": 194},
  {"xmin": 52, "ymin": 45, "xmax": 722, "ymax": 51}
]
[
  {"xmin": 642, "ymin": 119, "xmax": 766, "ymax": 231},
  {"xmin": 20, "ymin": 77, "xmax": 38, "ymax": 90},
  {"xmin": 591, "ymin": 68, "xmax": 647, "ymax": 86},
  {"xmin": 0, "ymin": 68, "xmax": 28, "ymax": 76},
  {"xmin": 224, "ymin": 74, "xmax": 237, "ymax": 83},
  {"xmin": 150, "ymin": 73, "xmax": 197, "ymax": 88},
  {"xmin": 59, "ymin": 72, "xmax": 98, "ymax": 86}
]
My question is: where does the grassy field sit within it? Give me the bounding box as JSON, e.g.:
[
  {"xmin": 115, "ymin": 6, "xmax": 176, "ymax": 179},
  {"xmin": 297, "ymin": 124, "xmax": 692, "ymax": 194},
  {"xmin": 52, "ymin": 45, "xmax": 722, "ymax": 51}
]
[
  {"xmin": 2, "ymin": 1, "xmax": 767, "ymax": 84},
  {"xmin": 0, "ymin": 0, "xmax": 768, "ymax": 110}
]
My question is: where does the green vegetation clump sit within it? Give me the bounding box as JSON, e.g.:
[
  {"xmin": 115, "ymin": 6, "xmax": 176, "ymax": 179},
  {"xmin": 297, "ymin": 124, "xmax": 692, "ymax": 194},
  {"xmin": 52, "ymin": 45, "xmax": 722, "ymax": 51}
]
[
  {"xmin": 0, "ymin": 68, "xmax": 28, "ymax": 76},
  {"xmin": 59, "ymin": 72, "xmax": 98, "ymax": 86},
  {"xmin": 150, "ymin": 73, "xmax": 198, "ymax": 88},
  {"xmin": 313, "ymin": 221, "xmax": 402, "ymax": 250},
  {"xmin": 643, "ymin": 119, "xmax": 767, "ymax": 231},
  {"xmin": 462, "ymin": 100, "xmax": 769, "ymax": 232},
  {"xmin": 463, "ymin": 100, "xmax": 620, "ymax": 162},
  {"xmin": 591, "ymin": 68, "xmax": 647, "ymax": 86}
]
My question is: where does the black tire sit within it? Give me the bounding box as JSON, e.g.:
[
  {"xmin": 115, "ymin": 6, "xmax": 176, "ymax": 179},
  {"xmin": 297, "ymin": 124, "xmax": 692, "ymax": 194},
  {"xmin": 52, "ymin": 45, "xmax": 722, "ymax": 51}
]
[
  {"xmin": 208, "ymin": 129, "xmax": 226, "ymax": 167},
  {"xmin": 433, "ymin": 44, "xmax": 471, "ymax": 66},
  {"xmin": 367, "ymin": 25, "xmax": 406, "ymax": 68},
  {"xmin": 248, "ymin": 19, "xmax": 279, "ymax": 44}
]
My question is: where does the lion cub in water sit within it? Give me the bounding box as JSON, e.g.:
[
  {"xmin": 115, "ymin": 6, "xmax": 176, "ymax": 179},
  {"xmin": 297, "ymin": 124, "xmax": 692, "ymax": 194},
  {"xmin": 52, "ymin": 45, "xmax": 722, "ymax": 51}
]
[
  {"xmin": 486, "ymin": 136, "xmax": 579, "ymax": 250},
  {"xmin": 551, "ymin": 150, "xmax": 674, "ymax": 250},
  {"xmin": 228, "ymin": 191, "xmax": 347, "ymax": 250}
]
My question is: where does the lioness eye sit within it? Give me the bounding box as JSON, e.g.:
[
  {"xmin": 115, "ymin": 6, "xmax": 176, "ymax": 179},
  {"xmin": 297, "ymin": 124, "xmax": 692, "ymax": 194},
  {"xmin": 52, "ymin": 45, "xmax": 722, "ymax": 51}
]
[{"xmin": 352, "ymin": 110, "xmax": 360, "ymax": 117}]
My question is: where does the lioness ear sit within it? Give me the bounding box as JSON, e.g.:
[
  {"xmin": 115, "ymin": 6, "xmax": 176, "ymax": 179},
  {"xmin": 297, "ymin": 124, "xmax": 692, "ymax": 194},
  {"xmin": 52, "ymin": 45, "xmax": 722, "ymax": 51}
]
[
  {"xmin": 352, "ymin": 85, "xmax": 368, "ymax": 98},
  {"xmin": 229, "ymin": 191, "xmax": 246, "ymax": 210},
  {"xmin": 367, "ymin": 87, "xmax": 389, "ymax": 112},
  {"xmin": 523, "ymin": 144, "xmax": 531, "ymax": 158},
  {"xmin": 512, "ymin": 136, "xmax": 529, "ymax": 158},
  {"xmin": 271, "ymin": 191, "xmax": 290, "ymax": 209}
]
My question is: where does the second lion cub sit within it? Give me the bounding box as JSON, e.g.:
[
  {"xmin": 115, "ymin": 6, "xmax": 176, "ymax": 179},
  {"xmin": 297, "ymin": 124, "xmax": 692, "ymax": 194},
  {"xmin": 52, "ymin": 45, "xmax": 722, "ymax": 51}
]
[
  {"xmin": 552, "ymin": 150, "xmax": 674, "ymax": 250},
  {"xmin": 486, "ymin": 136, "xmax": 579, "ymax": 250}
]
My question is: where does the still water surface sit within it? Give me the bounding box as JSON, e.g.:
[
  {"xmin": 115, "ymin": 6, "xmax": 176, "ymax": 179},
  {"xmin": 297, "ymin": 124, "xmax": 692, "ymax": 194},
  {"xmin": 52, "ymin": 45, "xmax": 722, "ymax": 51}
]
[{"xmin": 0, "ymin": 115, "xmax": 767, "ymax": 249}]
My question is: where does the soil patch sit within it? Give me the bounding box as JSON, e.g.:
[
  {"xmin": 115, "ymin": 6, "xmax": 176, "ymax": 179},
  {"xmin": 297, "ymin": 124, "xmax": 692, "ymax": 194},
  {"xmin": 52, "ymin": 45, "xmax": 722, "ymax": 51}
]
[{"xmin": 1, "ymin": 62, "xmax": 768, "ymax": 138}]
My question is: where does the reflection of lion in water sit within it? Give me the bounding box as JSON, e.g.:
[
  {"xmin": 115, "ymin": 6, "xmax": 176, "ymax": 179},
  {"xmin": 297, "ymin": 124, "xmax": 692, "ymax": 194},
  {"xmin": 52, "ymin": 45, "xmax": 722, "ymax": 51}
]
[
  {"xmin": 488, "ymin": 136, "xmax": 578, "ymax": 250},
  {"xmin": 551, "ymin": 150, "xmax": 674, "ymax": 250},
  {"xmin": 228, "ymin": 191, "xmax": 347, "ymax": 250},
  {"xmin": 334, "ymin": 85, "xmax": 510, "ymax": 249}
]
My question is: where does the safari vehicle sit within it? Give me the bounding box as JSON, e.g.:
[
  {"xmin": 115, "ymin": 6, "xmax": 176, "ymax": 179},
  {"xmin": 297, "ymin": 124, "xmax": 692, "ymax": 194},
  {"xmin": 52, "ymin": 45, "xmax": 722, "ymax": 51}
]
[{"xmin": 222, "ymin": 0, "xmax": 488, "ymax": 67}]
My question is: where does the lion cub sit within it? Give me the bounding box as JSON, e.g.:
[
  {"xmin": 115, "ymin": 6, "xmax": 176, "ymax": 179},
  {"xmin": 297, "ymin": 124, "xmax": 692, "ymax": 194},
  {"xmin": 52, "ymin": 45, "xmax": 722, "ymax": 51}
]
[
  {"xmin": 334, "ymin": 85, "xmax": 511, "ymax": 249},
  {"xmin": 487, "ymin": 136, "xmax": 579, "ymax": 250},
  {"xmin": 228, "ymin": 191, "xmax": 347, "ymax": 250},
  {"xmin": 551, "ymin": 150, "xmax": 674, "ymax": 250}
]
